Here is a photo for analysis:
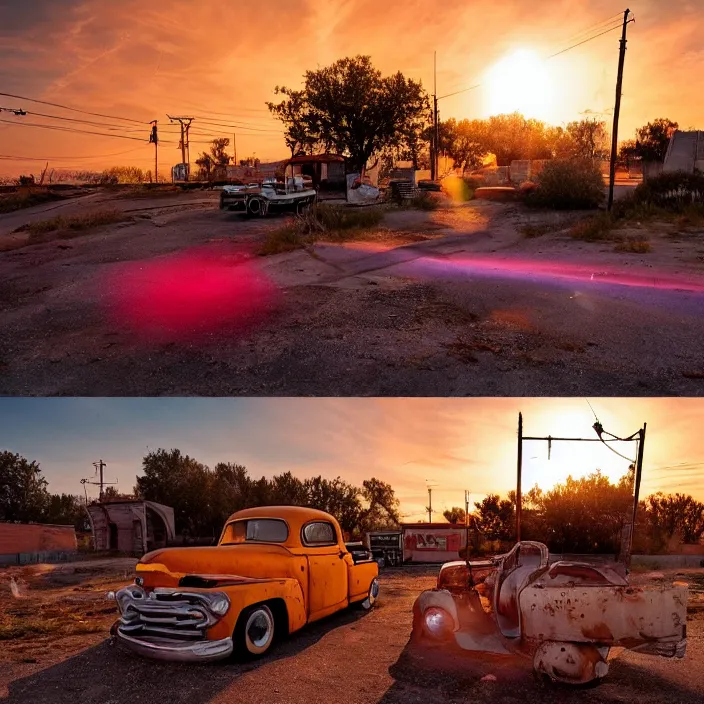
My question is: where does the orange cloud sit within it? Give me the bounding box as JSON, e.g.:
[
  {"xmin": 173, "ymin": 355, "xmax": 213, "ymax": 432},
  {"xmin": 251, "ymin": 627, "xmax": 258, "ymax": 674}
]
[{"xmin": 0, "ymin": 1, "xmax": 702, "ymax": 175}]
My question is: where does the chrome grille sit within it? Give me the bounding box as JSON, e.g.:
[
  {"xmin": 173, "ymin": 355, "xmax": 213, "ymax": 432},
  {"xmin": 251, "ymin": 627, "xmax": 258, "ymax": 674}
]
[{"xmin": 116, "ymin": 586, "xmax": 222, "ymax": 641}]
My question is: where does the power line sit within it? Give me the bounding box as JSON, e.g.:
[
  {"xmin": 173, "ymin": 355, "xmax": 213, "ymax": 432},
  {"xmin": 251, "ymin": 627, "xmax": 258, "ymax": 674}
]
[
  {"xmin": 0, "ymin": 92, "xmax": 146, "ymax": 125},
  {"xmin": 190, "ymin": 113, "xmax": 281, "ymax": 128},
  {"xmin": 547, "ymin": 22, "xmax": 623, "ymax": 59},
  {"xmin": 436, "ymin": 13, "xmax": 627, "ymax": 102},
  {"xmin": 556, "ymin": 12, "xmax": 624, "ymax": 46},
  {"xmin": 0, "ymin": 109, "xmax": 156, "ymax": 133},
  {"xmin": 0, "ymin": 146, "xmax": 148, "ymax": 160},
  {"xmin": 191, "ymin": 118, "xmax": 282, "ymax": 133},
  {"xmin": 178, "ymin": 104, "xmax": 271, "ymax": 117},
  {"xmin": 0, "ymin": 117, "xmax": 176, "ymax": 143}
]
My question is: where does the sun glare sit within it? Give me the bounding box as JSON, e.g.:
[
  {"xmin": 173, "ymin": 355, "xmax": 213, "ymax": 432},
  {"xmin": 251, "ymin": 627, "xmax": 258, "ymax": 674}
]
[{"xmin": 484, "ymin": 49, "xmax": 554, "ymax": 120}]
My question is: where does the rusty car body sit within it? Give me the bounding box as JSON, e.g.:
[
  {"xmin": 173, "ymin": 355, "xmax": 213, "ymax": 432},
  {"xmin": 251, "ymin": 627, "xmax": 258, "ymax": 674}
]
[
  {"xmin": 109, "ymin": 506, "xmax": 379, "ymax": 662},
  {"xmin": 412, "ymin": 541, "xmax": 687, "ymax": 685}
]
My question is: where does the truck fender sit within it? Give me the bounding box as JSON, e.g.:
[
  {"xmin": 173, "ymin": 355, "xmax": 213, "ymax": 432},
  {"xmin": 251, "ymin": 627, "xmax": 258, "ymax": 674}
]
[{"xmin": 208, "ymin": 578, "xmax": 307, "ymax": 641}]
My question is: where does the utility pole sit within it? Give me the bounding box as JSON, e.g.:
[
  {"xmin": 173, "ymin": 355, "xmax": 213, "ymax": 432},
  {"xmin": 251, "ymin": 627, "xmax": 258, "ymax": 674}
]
[
  {"xmin": 608, "ymin": 9, "xmax": 633, "ymax": 212},
  {"xmin": 167, "ymin": 115, "xmax": 194, "ymax": 180},
  {"xmin": 516, "ymin": 412, "xmax": 523, "ymax": 542},
  {"xmin": 233, "ymin": 132, "xmax": 237, "ymax": 166},
  {"xmin": 149, "ymin": 120, "xmax": 158, "ymax": 183},
  {"xmin": 622, "ymin": 422, "xmax": 647, "ymax": 567},
  {"xmin": 464, "ymin": 489, "xmax": 471, "ymax": 559},
  {"xmin": 431, "ymin": 51, "xmax": 437, "ymax": 181},
  {"xmin": 80, "ymin": 460, "xmax": 117, "ymax": 502},
  {"xmin": 425, "ymin": 481, "xmax": 437, "ymax": 523},
  {"xmin": 94, "ymin": 459, "xmax": 106, "ymax": 500}
]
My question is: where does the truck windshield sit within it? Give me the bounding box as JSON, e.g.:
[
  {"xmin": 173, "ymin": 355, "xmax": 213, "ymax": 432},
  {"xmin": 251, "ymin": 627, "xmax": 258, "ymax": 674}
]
[{"xmin": 221, "ymin": 519, "xmax": 288, "ymax": 544}]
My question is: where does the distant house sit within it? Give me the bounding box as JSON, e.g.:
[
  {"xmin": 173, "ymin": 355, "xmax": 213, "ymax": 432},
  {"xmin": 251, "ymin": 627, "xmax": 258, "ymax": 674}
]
[
  {"xmin": 401, "ymin": 522, "xmax": 468, "ymax": 563},
  {"xmin": 86, "ymin": 499, "xmax": 175, "ymax": 555},
  {"xmin": 286, "ymin": 154, "xmax": 347, "ymax": 194},
  {"xmin": 663, "ymin": 130, "xmax": 704, "ymax": 174}
]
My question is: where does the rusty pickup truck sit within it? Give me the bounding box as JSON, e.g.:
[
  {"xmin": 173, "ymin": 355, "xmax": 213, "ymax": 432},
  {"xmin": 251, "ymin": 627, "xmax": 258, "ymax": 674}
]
[
  {"xmin": 109, "ymin": 506, "xmax": 379, "ymax": 662},
  {"xmin": 412, "ymin": 541, "xmax": 688, "ymax": 685}
]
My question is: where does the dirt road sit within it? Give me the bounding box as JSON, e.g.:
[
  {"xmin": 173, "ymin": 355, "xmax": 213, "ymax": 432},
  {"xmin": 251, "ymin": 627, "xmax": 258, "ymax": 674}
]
[
  {"xmin": 1, "ymin": 192, "xmax": 703, "ymax": 396},
  {"xmin": 1, "ymin": 565, "xmax": 703, "ymax": 704}
]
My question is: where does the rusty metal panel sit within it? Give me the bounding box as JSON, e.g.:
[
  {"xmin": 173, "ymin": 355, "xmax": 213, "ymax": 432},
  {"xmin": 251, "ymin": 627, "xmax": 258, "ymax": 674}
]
[{"xmin": 520, "ymin": 584, "xmax": 687, "ymax": 645}]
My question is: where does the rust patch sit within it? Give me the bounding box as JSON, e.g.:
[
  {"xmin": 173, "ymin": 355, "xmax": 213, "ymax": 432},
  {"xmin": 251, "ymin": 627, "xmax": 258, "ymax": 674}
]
[
  {"xmin": 581, "ymin": 622, "xmax": 614, "ymax": 641},
  {"xmin": 547, "ymin": 564, "xmax": 612, "ymax": 583}
]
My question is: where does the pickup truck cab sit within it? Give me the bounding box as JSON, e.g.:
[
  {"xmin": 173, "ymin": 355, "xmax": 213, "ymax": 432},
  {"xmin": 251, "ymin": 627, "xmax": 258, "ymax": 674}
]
[{"xmin": 110, "ymin": 506, "xmax": 379, "ymax": 662}]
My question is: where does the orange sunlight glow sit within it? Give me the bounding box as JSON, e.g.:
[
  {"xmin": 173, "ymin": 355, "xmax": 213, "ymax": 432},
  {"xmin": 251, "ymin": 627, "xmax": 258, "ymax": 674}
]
[{"xmin": 484, "ymin": 49, "xmax": 555, "ymax": 121}]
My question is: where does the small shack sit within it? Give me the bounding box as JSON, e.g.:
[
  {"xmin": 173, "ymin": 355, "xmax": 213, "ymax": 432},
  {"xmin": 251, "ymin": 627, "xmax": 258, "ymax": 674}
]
[
  {"xmin": 86, "ymin": 500, "xmax": 175, "ymax": 555},
  {"xmin": 401, "ymin": 522, "xmax": 468, "ymax": 563},
  {"xmin": 286, "ymin": 154, "xmax": 346, "ymax": 196}
]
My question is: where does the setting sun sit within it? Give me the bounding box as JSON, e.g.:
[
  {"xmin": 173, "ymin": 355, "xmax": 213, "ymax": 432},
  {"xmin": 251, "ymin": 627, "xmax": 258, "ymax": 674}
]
[{"xmin": 484, "ymin": 49, "xmax": 554, "ymax": 121}]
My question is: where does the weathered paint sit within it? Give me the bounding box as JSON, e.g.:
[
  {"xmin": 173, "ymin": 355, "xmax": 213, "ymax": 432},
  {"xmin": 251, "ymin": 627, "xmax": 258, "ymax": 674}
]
[
  {"xmin": 520, "ymin": 583, "xmax": 688, "ymax": 646},
  {"xmin": 533, "ymin": 642, "xmax": 610, "ymax": 684},
  {"xmin": 412, "ymin": 541, "xmax": 689, "ymax": 686},
  {"xmin": 115, "ymin": 506, "xmax": 378, "ymax": 659}
]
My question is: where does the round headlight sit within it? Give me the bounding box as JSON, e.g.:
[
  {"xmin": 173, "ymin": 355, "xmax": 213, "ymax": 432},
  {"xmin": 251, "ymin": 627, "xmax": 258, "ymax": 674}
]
[
  {"xmin": 424, "ymin": 607, "xmax": 453, "ymax": 638},
  {"xmin": 209, "ymin": 594, "xmax": 230, "ymax": 616}
]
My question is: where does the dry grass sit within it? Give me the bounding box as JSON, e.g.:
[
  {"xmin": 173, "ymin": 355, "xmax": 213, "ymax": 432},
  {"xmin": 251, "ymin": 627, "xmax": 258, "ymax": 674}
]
[
  {"xmin": 569, "ymin": 213, "xmax": 617, "ymax": 242},
  {"xmin": 409, "ymin": 192, "xmax": 441, "ymax": 211},
  {"xmin": 21, "ymin": 209, "xmax": 130, "ymax": 242},
  {"xmin": 258, "ymin": 205, "xmax": 385, "ymax": 256},
  {"xmin": 614, "ymin": 235, "xmax": 652, "ymax": 253},
  {"xmin": 0, "ymin": 190, "xmax": 65, "ymax": 214}
]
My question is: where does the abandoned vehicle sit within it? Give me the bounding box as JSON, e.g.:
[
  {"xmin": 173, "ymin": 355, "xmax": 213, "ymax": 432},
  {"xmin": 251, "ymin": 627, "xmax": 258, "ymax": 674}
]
[
  {"xmin": 109, "ymin": 506, "xmax": 379, "ymax": 662},
  {"xmin": 220, "ymin": 159, "xmax": 317, "ymax": 216},
  {"xmin": 412, "ymin": 541, "xmax": 687, "ymax": 686}
]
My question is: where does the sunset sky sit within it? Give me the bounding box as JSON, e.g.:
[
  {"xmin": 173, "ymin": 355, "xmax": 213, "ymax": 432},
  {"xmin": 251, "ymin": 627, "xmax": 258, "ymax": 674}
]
[
  {"xmin": 0, "ymin": 0, "xmax": 702, "ymax": 177},
  {"xmin": 1, "ymin": 398, "xmax": 702, "ymax": 522}
]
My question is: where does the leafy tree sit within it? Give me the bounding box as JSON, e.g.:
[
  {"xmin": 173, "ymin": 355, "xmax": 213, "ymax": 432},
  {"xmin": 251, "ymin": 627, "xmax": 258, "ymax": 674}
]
[
  {"xmin": 359, "ymin": 478, "xmax": 401, "ymax": 534},
  {"xmin": 196, "ymin": 138, "xmax": 232, "ymax": 180},
  {"xmin": 209, "ymin": 138, "xmax": 231, "ymax": 166},
  {"xmin": 43, "ymin": 493, "xmax": 87, "ymax": 530},
  {"xmin": 438, "ymin": 118, "xmax": 489, "ymax": 173},
  {"xmin": 0, "ymin": 451, "xmax": 49, "ymax": 522},
  {"xmin": 267, "ymin": 88, "xmax": 317, "ymax": 157},
  {"xmin": 618, "ymin": 139, "xmax": 639, "ymax": 168},
  {"xmin": 566, "ymin": 118, "xmax": 609, "ymax": 160},
  {"xmin": 268, "ymin": 55, "xmax": 429, "ymax": 173},
  {"xmin": 135, "ymin": 449, "xmax": 216, "ymax": 537},
  {"xmin": 473, "ymin": 494, "xmax": 515, "ymax": 541},
  {"xmin": 644, "ymin": 493, "xmax": 704, "ymax": 545},
  {"xmin": 535, "ymin": 470, "xmax": 633, "ymax": 554},
  {"xmin": 635, "ymin": 118, "xmax": 679, "ymax": 162},
  {"xmin": 443, "ymin": 506, "xmax": 467, "ymax": 524},
  {"xmin": 483, "ymin": 113, "xmax": 554, "ymax": 165},
  {"xmin": 134, "ymin": 449, "xmax": 400, "ymax": 540}
]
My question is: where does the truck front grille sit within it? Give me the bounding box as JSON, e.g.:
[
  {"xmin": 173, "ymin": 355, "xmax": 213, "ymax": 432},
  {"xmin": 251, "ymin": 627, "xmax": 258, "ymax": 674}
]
[{"xmin": 116, "ymin": 586, "xmax": 220, "ymax": 641}]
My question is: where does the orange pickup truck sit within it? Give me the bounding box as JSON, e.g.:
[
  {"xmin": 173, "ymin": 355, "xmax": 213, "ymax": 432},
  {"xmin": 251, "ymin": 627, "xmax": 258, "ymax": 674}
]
[{"xmin": 109, "ymin": 506, "xmax": 379, "ymax": 662}]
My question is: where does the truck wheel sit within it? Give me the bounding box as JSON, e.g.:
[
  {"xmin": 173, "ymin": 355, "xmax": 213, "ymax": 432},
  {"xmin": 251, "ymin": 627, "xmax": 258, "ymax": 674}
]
[
  {"xmin": 247, "ymin": 197, "xmax": 267, "ymax": 217},
  {"xmin": 295, "ymin": 200, "xmax": 312, "ymax": 216},
  {"xmin": 234, "ymin": 604, "xmax": 275, "ymax": 658},
  {"xmin": 360, "ymin": 577, "xmax": 379, "ymax": 610}
]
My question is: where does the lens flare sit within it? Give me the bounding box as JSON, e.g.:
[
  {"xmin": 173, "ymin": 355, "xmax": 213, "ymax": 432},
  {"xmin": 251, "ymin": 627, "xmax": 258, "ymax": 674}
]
[{"xmin": 105, "ymin": 244, "xmax": 278, "ymax": 343}]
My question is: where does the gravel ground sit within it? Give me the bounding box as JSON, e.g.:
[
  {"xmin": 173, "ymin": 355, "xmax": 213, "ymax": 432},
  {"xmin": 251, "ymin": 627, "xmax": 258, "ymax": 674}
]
[
  {"xmin": 1, "ymin": 565, "xmax": 702, "ymax": 704},
  {"xmin": 1, "ymin": 192, "xmax": 704, "ymax": 396}
]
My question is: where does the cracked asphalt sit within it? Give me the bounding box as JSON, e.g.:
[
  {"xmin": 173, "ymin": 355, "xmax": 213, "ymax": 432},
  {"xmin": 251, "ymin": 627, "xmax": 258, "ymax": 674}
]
[{"xmin": 1, "ymin": 192, "xmax": 703, "ymax": 396}]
